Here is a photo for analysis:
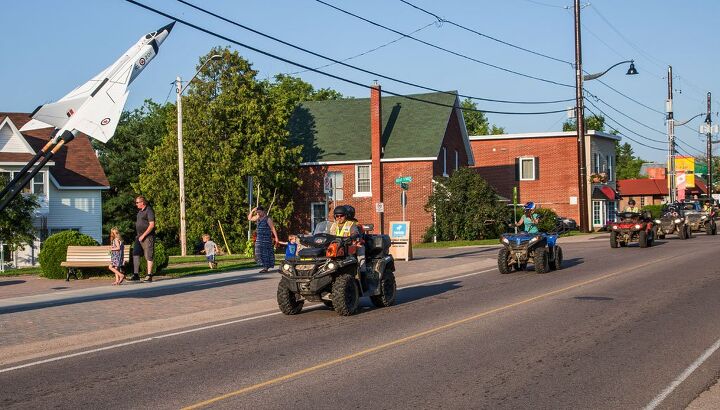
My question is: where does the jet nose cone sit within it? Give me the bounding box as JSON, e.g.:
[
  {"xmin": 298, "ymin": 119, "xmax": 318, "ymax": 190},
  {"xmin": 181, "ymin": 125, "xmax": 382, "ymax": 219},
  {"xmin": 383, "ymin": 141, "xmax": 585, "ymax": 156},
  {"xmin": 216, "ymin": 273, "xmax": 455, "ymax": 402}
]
[
  {"xmin": 157, "ymin": 21, "xmax": 175, "ymax": 34},
  {"xmin": 153, "ymin": 21, "xmax": 175, "ymax": 46}
]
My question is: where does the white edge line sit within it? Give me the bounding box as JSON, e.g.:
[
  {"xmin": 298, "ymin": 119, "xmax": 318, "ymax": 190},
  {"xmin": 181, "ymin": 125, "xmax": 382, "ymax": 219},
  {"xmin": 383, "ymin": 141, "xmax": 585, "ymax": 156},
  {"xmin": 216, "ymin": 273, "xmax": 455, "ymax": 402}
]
[
  {"xmin": 644, "ymin": 337, "xmax": 720, "ymax": 409},
  {"xmin": 0, "ymin": 267, "xmax": 496, "ymax": 374}
]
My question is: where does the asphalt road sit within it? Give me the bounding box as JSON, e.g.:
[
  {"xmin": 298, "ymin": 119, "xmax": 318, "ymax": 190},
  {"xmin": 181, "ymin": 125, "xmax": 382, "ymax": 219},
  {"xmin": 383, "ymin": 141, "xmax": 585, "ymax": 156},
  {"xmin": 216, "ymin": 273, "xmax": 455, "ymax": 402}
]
[{"xmin": 3, "ymin": 234, "xmax": 720, "ymax": 409}]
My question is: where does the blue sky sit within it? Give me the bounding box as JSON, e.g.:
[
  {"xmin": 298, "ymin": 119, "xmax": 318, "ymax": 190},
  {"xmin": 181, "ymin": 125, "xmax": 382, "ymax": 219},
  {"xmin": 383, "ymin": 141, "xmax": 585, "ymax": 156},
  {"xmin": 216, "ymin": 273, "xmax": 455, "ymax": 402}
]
[{"xmin": 2, "ymin": 0, "xmax": 719, "ymax": 163}]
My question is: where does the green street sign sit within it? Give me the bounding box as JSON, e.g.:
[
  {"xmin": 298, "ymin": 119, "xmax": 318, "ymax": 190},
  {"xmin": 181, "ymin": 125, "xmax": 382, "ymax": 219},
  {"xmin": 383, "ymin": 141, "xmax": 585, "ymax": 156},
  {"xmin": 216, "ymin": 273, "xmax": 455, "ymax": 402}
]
[{"xmin": 395, "ymin": 176, "xmax": 413, "ymax": 184}]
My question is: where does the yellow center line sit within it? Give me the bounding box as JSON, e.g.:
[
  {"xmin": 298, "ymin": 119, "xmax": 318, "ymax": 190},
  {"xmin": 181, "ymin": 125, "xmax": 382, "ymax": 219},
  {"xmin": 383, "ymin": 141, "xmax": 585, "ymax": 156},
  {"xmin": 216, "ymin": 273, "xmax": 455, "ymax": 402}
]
[{"xmin": 183, "ymin": 254, "xmax": 676, "ymax": 409}]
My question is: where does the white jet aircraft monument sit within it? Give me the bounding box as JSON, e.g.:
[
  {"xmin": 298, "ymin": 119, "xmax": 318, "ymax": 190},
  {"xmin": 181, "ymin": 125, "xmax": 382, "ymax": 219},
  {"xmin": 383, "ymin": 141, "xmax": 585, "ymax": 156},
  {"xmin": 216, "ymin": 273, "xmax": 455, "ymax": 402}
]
[{"xmin": 0, "ymin": 22, "xmax": 175, "ymax": 212}]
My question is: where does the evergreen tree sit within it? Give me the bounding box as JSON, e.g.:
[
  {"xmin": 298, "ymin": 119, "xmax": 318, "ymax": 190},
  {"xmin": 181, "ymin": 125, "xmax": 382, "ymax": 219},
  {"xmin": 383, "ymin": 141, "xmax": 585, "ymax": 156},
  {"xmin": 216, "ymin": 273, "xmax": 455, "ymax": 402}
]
[
  {"xmin": 614, "ymin": 141, "xmax": 646, "ymax": 180},
  {"xmin": 0, "ymin": 175, "xmax": 39, "ymax": 251}
]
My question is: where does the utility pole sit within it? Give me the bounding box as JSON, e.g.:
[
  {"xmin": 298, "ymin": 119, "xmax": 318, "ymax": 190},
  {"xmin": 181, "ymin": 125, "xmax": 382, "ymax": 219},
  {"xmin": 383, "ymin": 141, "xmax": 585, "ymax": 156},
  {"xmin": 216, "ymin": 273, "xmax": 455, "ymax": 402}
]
[
  {"xmin": 176, "ymin": 76, "xmax": 187, "ymax": 256},
  {"xmin": 666, "ymin": 66, "xmax": 676, "ymax": 203},
  {"xmin": 573, "ymin": 0, "xmax": 590, "ymax": 232},
  {"xmin": 706, "ymin": 92, "xmax": 713, "ymax": 198}
]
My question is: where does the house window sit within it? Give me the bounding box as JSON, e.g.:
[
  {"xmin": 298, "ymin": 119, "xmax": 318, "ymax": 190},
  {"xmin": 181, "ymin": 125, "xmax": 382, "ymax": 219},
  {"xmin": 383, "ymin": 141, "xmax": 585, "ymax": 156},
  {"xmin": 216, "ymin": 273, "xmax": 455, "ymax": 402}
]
[
  {"xmin": 455, "ymin": 150, "xmax": 459, "ymax": 171},
  {"xmin": 607, "ymin": 155, "xmax": 613, "ymax": 181},
  {"xmin": 49, "ymin": 227, "xmax": 81, "ymax": 235},
  {"xmin": 355, "ymin": 165, "xmax": 371, "ymax": 195},
  {"xmin": 607, "ymin": 201, "xmax": 617, "ymax": 222},
  {"xmin": 33, "ymin": 172, "xmax": 45, "ymax": 195},
  {"xmin": 327, "ymin": 171, "xmax": 343, "ymax": 201},
  {"xmin": 592, "ymin": 200, "xmax": 603, "ymax": 226},
  {"xmin": 310, "ymin": 203, "xmax": 327, "ymax": 231},
  {"xmin": 593, "ymin": 153, "xmax": 602, "ymax": 174},
  {"xmin": 442, "ymin": 146, "xmax": 448, "ymax": 176},
  {"xmin": 640, "ymin": 197, "xmax": 646, "ymax": 207},
  {"xmin": 519, "ymin": 157, "xmax": 536, "ymax": 181}
]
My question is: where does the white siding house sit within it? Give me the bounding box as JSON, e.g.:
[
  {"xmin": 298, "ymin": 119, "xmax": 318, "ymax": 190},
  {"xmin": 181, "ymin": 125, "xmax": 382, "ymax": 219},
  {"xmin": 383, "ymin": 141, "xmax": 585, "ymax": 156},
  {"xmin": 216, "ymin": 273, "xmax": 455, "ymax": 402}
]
[{"xmin": 1, "ymin": 113, "xmax": 109, "ymax": 267}]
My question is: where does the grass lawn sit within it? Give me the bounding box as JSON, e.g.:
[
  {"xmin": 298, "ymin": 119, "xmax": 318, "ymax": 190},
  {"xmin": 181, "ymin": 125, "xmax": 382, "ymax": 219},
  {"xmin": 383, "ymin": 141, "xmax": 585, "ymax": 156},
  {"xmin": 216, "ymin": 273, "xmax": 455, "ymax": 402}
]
[{"xmin": 0, "ymin": 266, "xmax": 43, "ymax": 277}]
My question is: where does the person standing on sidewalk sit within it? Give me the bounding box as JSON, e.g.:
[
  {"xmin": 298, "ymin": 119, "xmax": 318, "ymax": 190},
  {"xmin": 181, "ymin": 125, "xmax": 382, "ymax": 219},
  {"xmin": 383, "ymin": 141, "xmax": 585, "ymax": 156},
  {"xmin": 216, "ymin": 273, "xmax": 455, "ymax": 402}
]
[
  {"xmin": 128, "ymin": 196, "xmax": 156, "ymax": 282},
  {"xmin": 248, "ymin": 206, "xmax": 278, "ymax": 273}
]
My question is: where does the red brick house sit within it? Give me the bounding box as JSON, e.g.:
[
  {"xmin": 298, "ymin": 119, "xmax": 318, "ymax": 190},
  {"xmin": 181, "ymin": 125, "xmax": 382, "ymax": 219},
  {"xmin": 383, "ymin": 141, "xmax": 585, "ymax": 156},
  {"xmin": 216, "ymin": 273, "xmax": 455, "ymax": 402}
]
[
  {"xmin": 470, "ymin": 130, "xmax": 620, "ymax": 230},
  {"xmin": 287, "ymin": 86, "xmax": 473, "ymax": 242}
]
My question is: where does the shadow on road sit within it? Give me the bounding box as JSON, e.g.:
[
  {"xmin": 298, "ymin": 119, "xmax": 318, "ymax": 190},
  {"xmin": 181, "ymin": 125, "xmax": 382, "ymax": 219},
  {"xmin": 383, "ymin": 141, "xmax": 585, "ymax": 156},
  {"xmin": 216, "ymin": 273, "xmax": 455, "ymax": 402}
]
[
  {"xmin": 0, "ymin": 273, "xmax": 273, "ymax": 315},
  {"xmin": 0, "ymin": 280, "xmax": 26, "ymax": 287}
]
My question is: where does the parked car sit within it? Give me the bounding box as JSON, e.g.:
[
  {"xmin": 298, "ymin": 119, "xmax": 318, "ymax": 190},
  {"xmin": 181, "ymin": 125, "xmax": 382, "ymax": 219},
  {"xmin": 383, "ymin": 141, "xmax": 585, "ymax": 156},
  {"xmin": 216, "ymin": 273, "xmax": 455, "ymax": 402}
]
[{"xmin": 556, "ymin": 216, "xmax": 578, "ymax": 231}]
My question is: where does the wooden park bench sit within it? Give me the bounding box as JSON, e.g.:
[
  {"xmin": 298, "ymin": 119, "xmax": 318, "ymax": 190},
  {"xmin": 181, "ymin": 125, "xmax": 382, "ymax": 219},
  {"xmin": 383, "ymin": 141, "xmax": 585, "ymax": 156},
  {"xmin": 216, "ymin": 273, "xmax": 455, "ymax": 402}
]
[{"xmin": 60, "ymin": 246, "xmax": 131, "ymax": 281}]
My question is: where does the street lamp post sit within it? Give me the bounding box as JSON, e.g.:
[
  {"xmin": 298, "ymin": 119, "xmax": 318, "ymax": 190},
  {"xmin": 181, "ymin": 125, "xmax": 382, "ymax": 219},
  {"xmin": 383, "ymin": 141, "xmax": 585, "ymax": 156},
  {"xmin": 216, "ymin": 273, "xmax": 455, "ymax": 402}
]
[
  {"xmin": 176, "ymin": 54, "xmax": 222, "ymax": 256},
  {"xmin": 574, "ymin": 0, "xmax": 638, "ymax": 232}
]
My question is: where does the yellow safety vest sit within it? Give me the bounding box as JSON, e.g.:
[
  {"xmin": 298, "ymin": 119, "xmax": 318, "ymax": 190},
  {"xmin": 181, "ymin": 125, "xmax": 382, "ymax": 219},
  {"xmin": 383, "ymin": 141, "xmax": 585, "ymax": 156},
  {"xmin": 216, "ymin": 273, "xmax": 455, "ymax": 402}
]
[
  {"xmin": 625, "ymin": 206, "xmax": 639, "ymax": 213},
  {"xmin": 333, "ymin": 221, "xmax": 356, "ymax": 237}
]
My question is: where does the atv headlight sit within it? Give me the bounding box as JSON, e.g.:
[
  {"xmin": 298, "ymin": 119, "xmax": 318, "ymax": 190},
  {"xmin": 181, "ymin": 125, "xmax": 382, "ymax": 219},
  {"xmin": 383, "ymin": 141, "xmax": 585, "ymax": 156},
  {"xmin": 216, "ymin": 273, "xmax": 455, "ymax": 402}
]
[
  {"xmin": 655, "ymin": 219, "xmax": 661, "ymax": 224},
  {"xmin": 701, "ymin": 215, "xmax": 707, "ymax": 220},
  {"xmin": 327, "ymin": 262, "xmax": 336, "ymax": 271},
  {"xmin": 612, "ymin": 225, "xmax": 619, "ymax": 230},
  {"xmin": 282, "ymin": 263, "xmax": 292, "ymax": 273},
  {"xmin": 634, "ymin": 224, "xmax": 641, "ymax": 230},
  {"xmin": 674, "ymin": 218, "xmax": 682, "ymax": 224},
  {"xmin": 501, "ymin": 237, "xmax": 509, "ymax": 244}
]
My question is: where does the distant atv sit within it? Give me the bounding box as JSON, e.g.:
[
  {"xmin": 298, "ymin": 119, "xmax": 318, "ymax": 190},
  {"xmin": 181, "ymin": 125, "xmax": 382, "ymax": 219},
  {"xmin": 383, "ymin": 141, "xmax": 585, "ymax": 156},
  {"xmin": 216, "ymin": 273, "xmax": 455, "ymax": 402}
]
[
  {"xmin": 498, "ymin": 232, "xmax": 562, "ymax": 274},
  {"xmin": 654, "ymin": 204, "xmax": 691, "ymax": 239},
  {"xmin": 681, "ymin": 201, "xmax": 717, "ymax": 235},
  {"xmin": 609, "ymin": 211, "xmax": 655, "ymax": 248},
  {"xmin": 277, "ymin": 221, "xmax": 396, "ymax": 316}
]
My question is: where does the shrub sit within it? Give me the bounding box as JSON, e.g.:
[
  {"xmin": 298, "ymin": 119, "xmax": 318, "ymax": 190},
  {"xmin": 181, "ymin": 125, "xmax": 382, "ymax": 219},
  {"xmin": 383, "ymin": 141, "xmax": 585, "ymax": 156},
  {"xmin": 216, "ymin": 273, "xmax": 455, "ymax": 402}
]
[
  {"xmin": 514, "ymin": 207, "xmax": 559, "ymax": 233},
  {"xmin": 129, "ymin": 241, "xmax": 169, "ymax": 275},
  {"xmin": 39, "ymin": 231, "xmax": 102, "ymax": 279},
  {"xmin": 641, "ymin": 204, "xmax": 664, "ymax": 219}
]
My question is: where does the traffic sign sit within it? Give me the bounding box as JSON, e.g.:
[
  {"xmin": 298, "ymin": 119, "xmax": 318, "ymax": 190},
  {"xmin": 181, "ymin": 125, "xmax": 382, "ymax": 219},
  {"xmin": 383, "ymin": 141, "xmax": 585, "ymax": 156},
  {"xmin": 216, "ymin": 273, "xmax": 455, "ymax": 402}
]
[{"xmin": 395, "ymin": 176, "xmax": 412, "ymax": 184}]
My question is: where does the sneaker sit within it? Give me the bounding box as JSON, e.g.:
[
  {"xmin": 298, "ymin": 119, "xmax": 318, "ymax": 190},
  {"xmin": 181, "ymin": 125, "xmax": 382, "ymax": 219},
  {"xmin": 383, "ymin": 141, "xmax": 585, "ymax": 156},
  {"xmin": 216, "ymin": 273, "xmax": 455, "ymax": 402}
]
[
  {"xmin": 127, "ymin": 275, "xmax": 140, "ymax": 281},
  {"xmin": 142, "ymin": 275, "xmax": 153, "ymax": 283}
]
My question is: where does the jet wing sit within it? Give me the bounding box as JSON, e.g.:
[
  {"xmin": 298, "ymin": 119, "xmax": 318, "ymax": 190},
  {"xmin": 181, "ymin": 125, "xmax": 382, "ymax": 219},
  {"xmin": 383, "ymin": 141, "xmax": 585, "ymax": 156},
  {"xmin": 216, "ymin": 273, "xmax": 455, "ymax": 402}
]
[{"xmin": 20, "ymin": 96, "xmax": 89, "ymax": 131}]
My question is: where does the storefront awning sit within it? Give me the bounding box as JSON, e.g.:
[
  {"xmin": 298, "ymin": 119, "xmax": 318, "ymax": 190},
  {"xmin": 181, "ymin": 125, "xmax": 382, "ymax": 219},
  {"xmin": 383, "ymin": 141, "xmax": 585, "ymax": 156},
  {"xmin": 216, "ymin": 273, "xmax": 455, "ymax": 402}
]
[{"xmin": 592, "ymin": 185, "xmax": 619, "ymax": 201}]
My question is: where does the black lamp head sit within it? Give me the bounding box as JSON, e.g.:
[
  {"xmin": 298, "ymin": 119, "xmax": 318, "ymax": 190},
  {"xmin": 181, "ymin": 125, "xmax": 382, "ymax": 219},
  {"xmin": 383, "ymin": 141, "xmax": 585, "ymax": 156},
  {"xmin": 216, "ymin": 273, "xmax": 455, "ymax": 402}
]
[{"xmin": 626, "ymin": 61, "xmax": 638, "ymax": 76}]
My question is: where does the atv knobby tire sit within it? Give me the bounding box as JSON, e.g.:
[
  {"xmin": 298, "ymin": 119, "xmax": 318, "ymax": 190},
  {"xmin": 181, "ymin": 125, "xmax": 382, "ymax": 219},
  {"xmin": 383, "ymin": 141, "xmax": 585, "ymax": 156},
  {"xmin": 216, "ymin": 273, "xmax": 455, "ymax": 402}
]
[
  {"xmin": 534, "ymin": 248, "xmax": 549, "ymax": 274},
  {"xmin": 658, "ymin": 233, "xmax": 666, "ymax": 239},
  {"xmin": 549, "ymin": 246, "xmax": 563, "ymax": 270},
  {"xmin": 706, "ymin": 222, "xmax": 715, "ymax": 235},
  {"xmin": 679, "ymin": 225, "xmax": 687, "ymax": 239},
  {"xmin": 687, "ymin": 226, "xmax": 693, "ymax": 238},
  {"xmin": 277, "ymin": 280, "xmax": 304, "ymax": 315},
  {"xmin": 498, "ymin": 248, "xmax": 512, "ymax": 274},
  {"xmin": 332, "ymin": 274, "xmax": 360, "ymax": 316},
  {"xmin": 370, "ymin": 270, "xmax": 397, "ymax": 308},
  {"xmin": 639, "ymin": 230, "xmax": 648, "ymax": 248},
  {"xmin": 610, "ymin": 232, "xmax": 619, "ymax": 248}
]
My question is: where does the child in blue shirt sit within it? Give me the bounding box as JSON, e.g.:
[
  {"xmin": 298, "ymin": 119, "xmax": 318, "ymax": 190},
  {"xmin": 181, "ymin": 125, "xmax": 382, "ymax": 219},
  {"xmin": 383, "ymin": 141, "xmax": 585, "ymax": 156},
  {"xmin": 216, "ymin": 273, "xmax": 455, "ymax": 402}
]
[{"xmin": 279, "ymin": 235, "xmax": 298, "ymax": 260}]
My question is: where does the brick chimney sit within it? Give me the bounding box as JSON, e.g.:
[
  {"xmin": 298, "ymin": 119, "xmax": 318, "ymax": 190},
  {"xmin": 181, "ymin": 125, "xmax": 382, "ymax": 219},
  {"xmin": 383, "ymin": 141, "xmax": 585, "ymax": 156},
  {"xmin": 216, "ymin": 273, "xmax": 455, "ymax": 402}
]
[{"xmin": 370, "ymin": 82, "xmax": 384, "ymax": 233}]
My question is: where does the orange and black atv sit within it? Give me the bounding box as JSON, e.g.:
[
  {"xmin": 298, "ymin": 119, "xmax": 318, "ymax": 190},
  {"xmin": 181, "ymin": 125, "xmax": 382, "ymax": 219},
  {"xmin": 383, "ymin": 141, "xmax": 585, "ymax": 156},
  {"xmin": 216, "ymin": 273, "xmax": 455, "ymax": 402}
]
[{"xmin": 609, "ymin": 211, "xmax": 656, "ymax": 248}]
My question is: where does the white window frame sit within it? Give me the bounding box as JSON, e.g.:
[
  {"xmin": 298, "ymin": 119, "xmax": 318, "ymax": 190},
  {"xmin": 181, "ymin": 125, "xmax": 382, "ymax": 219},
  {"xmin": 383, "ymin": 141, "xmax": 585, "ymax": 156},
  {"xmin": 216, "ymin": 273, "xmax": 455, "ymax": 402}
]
[
  {"xmin": 519, "ymin": 157, "xmax": 536, "ymax": 181},
  {"xmin": 1, "ymin": 170, "xmax": 46, "ymax": 196},
  {"xmin": 310, "ymin": 202, "xmax": 327, "ymax": 231},
  {"xmin": 442, "ymin": 146, "xmax": 448, "ymax": 176},
  {"xmin": 327, "ymin": 171, "xmax": 344, "ymax": 201},
  {"xmin": 607, "ymin": 154, "xmax": 614, "ymax": 181},
  {"xmin": 455, "ymin": 150, "xmax": 459, "ymax": 171},
  {"xmin": 592, "ymin": 200, "xmax": 604, "ymax": 227},
  {"xmin": 354, "ymin": 164, "xmax": 372, "ymax": 197}
]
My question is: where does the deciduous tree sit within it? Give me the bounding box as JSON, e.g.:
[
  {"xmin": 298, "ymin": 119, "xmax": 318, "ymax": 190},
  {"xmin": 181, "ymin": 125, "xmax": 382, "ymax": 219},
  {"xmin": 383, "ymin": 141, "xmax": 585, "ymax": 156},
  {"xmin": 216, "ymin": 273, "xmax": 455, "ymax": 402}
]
[
  {"xmin": 461, "ymin": 98, "xmax": 505, "ymax": 135},
  {"xmin": 0, "ymin": 175, "xmax": 39, "ymax": 252}
]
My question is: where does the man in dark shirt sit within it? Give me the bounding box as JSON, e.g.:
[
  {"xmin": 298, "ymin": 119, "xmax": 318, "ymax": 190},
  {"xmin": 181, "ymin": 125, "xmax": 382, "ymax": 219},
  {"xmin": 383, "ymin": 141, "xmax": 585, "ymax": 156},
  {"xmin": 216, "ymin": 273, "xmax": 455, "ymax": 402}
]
[{"xmin": 129, "ymin": 195, "xmax": 156, "ymax": 282}]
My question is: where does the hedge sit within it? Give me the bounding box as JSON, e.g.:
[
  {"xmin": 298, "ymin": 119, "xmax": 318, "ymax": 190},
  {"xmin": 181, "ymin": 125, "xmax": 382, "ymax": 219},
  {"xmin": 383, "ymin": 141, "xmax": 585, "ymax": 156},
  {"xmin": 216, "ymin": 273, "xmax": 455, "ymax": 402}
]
[{"xmin": 39, "ymin": 231, "xmax": 102, "ymax": 279}]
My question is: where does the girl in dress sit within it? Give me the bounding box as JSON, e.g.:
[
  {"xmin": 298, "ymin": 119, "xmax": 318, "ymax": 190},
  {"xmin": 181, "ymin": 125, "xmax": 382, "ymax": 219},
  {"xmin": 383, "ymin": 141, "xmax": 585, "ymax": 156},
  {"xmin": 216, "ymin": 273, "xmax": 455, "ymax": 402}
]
[{"xmin": 109, "ymin": 227, "xmax": 125, "ymax": 285}]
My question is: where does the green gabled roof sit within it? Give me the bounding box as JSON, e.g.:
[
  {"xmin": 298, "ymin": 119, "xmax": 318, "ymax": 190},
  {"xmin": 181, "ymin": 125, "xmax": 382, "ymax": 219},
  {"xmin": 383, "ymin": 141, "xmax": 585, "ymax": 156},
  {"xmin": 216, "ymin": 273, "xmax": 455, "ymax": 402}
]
[{"xmin": 289, "ymin": 91, "xmax": 458, "ymax": 162}]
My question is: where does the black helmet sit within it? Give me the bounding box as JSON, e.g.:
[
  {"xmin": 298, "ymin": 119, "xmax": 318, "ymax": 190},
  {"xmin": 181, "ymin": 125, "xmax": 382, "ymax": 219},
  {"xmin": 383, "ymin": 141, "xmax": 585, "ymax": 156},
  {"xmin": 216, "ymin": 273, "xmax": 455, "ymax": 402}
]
[
  {"xmin": 344, "ymin": 205, "xmax": 356, "ymax": 219},
  {"xmin": 333, "ymin": 206, "xmax": 347, "ymax": 217},
  {"xmin": 628, "ymin": 199, "xmax": 636, "ymax": 205}
]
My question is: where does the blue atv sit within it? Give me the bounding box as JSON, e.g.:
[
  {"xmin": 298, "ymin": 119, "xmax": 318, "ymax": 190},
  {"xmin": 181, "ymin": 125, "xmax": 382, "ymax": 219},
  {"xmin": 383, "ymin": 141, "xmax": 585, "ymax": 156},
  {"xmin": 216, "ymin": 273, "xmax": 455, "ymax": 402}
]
[{"xmin": 497, "ymin": 232, "xmax": 563, "ymax": 274}]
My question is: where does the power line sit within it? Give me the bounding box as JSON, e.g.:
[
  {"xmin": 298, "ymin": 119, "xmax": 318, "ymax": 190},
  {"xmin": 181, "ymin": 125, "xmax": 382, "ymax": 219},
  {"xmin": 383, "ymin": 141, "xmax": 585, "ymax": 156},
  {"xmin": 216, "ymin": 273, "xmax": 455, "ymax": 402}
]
[
  {"xmin": 398, "ymin": 0, "xmax": 572, "ymax": 65},
  {"xmin": 125, "ymin": 0, "xmax": 570, "ymax": 115},
  {"xmin": 176, "ymin": 0, "xmax": 574, "ymax": 105},
  {"xmin": 584, "ymin": 102, "xmax": 665, "ymax": 151},
  {"xmin": 592, "ymin": 79, "xmax": 665, "ymax": 116},
  {"xmin": 313, "ymin": 0, "xmax": 575, "ymax": 88},
  {"xmin": 584, "ymin": 98, "xmax": 666, "ymax": 145},
  {"xmin": 584, "ymin": 90, "xmax": 666, "ymax": 136},
  {"xmin": 286, "ymin": 21, "xmax": 438, "ymax": 75}
]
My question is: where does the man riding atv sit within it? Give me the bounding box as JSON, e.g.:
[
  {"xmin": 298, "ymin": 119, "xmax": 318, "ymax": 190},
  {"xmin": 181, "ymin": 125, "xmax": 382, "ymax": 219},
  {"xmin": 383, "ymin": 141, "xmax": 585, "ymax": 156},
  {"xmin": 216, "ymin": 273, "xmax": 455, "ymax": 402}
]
[
  {"xmin": 624, "ymin": 199, "xmax": 639, "ymax": 213},
  {"xmin": 654, "ymin": 203, "xmax": 691, "ymax": 239},
  {"xmin": 683, "ymin": 200, "xmax": 717, "ymax": 235},
  {"xmin": 609, "ymin": 209, "xmax": 655, "ymax": 248}
]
